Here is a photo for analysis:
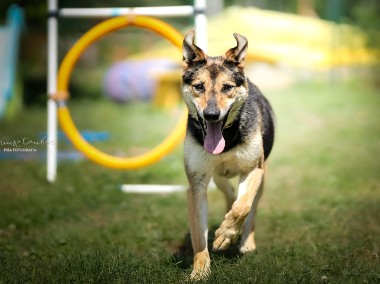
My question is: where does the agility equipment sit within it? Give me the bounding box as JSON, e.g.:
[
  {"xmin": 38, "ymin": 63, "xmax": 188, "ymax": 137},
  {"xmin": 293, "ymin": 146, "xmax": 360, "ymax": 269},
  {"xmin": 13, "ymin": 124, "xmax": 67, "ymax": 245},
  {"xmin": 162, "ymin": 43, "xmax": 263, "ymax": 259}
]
[
  {"xmin": 47, "ymin": 0, "xmax": 207, "ymax": 181},
  {"xmin": 56, "ymin": 15, "xmax": 188, "ymax": 169},
  {"xmin": 103, "ymin": 59, "xmax": 178, "ymax": 103},
  {"xmin": 120, "ymin": 184, "xmax": 187, "ymax": 194},
  {"xmin": 0, "ymin": 5, "xmax": 23, "ymax": 120}
]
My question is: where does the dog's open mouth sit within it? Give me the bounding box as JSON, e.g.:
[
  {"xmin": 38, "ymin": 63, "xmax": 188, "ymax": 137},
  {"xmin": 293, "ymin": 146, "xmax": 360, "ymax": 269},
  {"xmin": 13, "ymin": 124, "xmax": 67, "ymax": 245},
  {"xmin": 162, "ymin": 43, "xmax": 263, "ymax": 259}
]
[
  {"xmin": 204, "ymin": 121, "xmax": 225, "ymax": 154},
  {"xmin": 200, "ymin": 109, "xmax": 231, "ymax": 155}
]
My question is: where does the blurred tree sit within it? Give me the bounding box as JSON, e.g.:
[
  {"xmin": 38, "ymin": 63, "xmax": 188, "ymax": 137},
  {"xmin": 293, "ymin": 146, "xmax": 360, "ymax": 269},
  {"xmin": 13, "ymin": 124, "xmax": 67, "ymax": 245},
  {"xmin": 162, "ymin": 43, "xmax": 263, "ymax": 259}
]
[
  {"xmin": 1, "ymin": 0, "xmax": 379, "ymax": 105},
  {"xmin": 314, "ymin": 0, "xmax": 380, "ymax": 47},
  {"xmin": 349, "ymin": 0, "xmax": 380, "ymax": 47},
  {"xmin": 223, "ymin": 0, "xmax": 380, "ymax": 48},
  {"xmin": 297, "ymin": 0, "xmax": 318, "ymax": 17},
  {"xmin": 0, "ymin": 1, "xmax": 45, "ymax": 30}
]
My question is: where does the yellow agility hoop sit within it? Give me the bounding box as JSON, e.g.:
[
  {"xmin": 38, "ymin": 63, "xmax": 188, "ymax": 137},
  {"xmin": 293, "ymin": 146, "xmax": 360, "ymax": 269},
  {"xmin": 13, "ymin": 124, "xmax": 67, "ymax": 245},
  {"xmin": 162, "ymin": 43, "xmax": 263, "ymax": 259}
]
[{"xmin": 57, "ymin": 15, "xmax": 187, "ymax": 170}]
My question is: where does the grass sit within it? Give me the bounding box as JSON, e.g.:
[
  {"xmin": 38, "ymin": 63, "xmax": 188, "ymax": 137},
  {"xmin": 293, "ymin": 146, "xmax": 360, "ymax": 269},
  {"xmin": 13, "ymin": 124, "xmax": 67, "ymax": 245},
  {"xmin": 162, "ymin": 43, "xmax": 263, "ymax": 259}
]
[{"xmin": 0, "ymin": 80, "xmax": 379, "ymax": 283}]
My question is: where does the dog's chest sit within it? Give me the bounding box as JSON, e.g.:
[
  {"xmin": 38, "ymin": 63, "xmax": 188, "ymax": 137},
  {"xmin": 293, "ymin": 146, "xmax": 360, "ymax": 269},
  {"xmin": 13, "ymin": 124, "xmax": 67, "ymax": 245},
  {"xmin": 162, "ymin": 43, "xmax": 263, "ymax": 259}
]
[{"xmin": 213, "ymin": 133, "xmax": 262, "ymax": 178}]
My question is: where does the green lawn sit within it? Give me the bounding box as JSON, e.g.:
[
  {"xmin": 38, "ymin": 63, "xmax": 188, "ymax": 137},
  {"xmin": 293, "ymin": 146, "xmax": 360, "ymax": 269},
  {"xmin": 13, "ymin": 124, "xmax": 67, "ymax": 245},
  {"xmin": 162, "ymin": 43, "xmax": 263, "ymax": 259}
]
[{"xmin": 0, "ymin": 80, "xmax": 379, "ymax": 283}]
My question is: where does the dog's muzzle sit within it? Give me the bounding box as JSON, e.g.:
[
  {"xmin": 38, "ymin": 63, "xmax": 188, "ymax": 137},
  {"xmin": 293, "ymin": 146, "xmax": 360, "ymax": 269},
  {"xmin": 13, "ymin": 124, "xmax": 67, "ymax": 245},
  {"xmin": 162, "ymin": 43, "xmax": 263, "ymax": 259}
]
[
  {"xmin": 201, "ymin": 106, "xmax": 233, "ymax": 155},
  {"xmin": 203, "ymin": 107, "xmax": 221, "ymax": 123}
]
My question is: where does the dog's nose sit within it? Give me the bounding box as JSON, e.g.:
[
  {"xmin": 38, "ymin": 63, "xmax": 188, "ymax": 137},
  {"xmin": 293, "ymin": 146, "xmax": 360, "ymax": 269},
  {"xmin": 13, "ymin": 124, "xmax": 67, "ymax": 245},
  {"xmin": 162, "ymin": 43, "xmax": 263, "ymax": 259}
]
[{"xmin": 203, "ymin": 108, "xmax": 220, "ymax": 122}]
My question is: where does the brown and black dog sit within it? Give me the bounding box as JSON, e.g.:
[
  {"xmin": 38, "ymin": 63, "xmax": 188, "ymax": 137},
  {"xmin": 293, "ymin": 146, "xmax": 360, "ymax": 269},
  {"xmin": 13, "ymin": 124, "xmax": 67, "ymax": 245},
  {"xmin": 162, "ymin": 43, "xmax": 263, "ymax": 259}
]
[{"xmin": 181, "ymin": 31, "xmax": 275, "ymax": 280}]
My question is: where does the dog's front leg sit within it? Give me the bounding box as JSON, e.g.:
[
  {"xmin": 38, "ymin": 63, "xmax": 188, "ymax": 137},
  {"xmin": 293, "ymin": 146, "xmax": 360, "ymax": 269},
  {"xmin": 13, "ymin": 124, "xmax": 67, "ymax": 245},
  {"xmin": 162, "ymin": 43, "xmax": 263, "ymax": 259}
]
[
  {"xmin": 184, "ymin": 136, "xmax": 213, "ymax": 280},
  {"xmin": 213, "ymin": 162, "xmax": 264, "ymax": 251},
  {"xmin": 187, "ymin": 172, "xmax": 211, "ymax": 280}
]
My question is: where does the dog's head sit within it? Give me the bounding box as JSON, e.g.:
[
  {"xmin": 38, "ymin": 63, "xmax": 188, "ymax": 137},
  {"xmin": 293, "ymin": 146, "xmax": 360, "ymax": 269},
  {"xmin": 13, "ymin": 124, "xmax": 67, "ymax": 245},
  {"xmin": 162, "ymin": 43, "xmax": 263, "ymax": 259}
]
[{"xmin": 181, "ymin": 31, "xmax": 249, "ymax": 154}]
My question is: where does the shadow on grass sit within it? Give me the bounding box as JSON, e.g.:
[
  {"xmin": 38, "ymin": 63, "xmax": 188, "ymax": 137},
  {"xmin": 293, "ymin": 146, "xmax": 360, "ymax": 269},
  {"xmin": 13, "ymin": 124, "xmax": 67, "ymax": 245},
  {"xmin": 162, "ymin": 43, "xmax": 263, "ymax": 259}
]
[{"xmin": 171, "ymin": 225, "xmax": 243, "ymax": 270}]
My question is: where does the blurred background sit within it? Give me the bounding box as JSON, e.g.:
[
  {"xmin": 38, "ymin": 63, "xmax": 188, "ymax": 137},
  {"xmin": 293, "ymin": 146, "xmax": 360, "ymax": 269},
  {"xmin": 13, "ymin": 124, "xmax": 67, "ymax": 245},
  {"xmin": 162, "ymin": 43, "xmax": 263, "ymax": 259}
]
[
  {"xmin": 0, "ymin": 1, "xmax": 379, "ymax": 282},
  {"xmin": 0, "ymin": 0, "xmax": 379, "ymax": 109}
]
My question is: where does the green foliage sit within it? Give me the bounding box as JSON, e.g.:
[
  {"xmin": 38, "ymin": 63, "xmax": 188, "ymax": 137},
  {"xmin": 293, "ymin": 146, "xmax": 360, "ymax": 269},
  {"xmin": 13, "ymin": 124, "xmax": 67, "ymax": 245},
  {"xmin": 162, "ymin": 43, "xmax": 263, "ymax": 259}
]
[
  {"xmin": 1, "ymin": 81, "xmax": 380, "ymax": 283},
  {"xmin": 350, "ymin": 1, "xmax": 380, "ymax": 47}
]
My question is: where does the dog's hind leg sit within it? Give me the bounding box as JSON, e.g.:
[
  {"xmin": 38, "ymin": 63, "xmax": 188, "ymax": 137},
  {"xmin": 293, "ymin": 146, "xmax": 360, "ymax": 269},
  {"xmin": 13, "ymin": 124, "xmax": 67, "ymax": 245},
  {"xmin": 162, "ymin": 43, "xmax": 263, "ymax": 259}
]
[{"xmin": 213, "ymin": 174, "xmax": 235, "ymax": 212}]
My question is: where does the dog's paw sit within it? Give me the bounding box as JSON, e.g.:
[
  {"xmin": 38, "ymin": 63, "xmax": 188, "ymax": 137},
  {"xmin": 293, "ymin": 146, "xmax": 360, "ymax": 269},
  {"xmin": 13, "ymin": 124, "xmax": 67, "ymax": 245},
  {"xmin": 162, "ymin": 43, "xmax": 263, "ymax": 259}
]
[
  {"xmin": 189, "ymin": 252, "xmax": 211, "ymax": 281},
  {"xmin": 213, "ymin": 234, "xmax": 233, "ymax": 251},
  {"xmin": 212, "ymin": 210, "xmax": 243, "ymax": 251},
  {"xmin": 213, "ymin": 224, "xmax": 240, "ymax": 251},
  {"xmin": 239, "ymin": 242, "xmax": 256, "ymax": 254},
  {"xmin": 189, "ymin": 268, "xmax": 210, "ymax": 282},
  {"xmin": 239, "ymin": 232, "xmax": 257, "ymax": 254}
]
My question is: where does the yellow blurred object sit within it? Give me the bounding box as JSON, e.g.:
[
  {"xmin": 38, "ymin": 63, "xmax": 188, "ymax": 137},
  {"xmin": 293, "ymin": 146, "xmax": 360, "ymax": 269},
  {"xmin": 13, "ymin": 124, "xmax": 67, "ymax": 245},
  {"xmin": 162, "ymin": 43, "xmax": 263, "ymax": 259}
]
[
  {"xmin": 208, "ymin": 7, "xmax": 379, "ymax": 69},
  {"xmin": 133, "ymin": 7, "xmax": 379, "ymax": 69},
  {"xmin": 147, "ymin": 7, "xmax": 379, "ymax": 109},
  {"xmin": 58, "ymin": 105, "xmax": 187, "ymax": 170},
  {"xmin": 153, "ymin": 70, "xmax": 182, "ymax": 109},
  {"xmin": 56, "ymin": 15, "xmax": 187, "ymax": 170}
]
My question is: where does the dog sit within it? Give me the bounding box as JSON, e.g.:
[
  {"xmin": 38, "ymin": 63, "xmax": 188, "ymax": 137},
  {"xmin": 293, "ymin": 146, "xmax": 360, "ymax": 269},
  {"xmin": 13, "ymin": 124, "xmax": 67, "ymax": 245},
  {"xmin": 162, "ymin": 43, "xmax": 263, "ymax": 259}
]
[{"xmin": 181, "ymin": 30, "xmax": 275, "ymax": 280}]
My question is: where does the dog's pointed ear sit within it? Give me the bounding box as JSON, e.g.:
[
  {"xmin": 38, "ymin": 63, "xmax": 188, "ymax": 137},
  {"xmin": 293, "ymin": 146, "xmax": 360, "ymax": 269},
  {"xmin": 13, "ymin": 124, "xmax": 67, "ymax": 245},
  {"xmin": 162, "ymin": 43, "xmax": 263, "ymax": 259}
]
[
  {"xmin": 182, "ymin": 30, "xmax": 207, "ymax": 63},
  {"xmin": 225, "ymin": 33, "xmax": 248, "ymax": 67}
]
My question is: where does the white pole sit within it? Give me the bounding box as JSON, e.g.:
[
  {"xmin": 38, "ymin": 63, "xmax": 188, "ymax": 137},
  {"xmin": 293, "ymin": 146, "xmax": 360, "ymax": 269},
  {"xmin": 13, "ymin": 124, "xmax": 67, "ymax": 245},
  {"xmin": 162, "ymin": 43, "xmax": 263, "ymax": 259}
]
[
  {"xmin": 59, "ymin": 6, "xmax": 194, "ymax": 18},
  {"xmin": 194, "ymin": 0, "xmax": 207, "ymax": 52},
  {"xmin": 47, "ymin": 0, "xmax": 58, "ymax": 182},
  {"xmin": 120, "ymin": 184, "xmax": 186, "ymax": 194}
]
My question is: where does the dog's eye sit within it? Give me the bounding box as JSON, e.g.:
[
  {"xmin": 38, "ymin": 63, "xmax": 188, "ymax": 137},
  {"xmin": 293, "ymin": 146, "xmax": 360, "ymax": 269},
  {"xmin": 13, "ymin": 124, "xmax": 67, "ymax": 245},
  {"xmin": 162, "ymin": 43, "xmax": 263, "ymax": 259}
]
[
  {"xmin": 222, "ymin": 84, "xmax": 233, "ymax": 92},
  {"xmin": 193, "ymin": 83, "xmax": 205, "ymax": 93}
]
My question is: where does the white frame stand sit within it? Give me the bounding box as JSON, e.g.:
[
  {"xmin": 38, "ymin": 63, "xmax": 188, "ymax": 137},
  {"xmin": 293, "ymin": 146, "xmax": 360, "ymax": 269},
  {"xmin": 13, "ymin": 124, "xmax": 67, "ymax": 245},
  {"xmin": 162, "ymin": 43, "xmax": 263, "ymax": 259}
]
[{"xmin": 47, "ymin": 0, "xmax": 207, "ymax": 182}]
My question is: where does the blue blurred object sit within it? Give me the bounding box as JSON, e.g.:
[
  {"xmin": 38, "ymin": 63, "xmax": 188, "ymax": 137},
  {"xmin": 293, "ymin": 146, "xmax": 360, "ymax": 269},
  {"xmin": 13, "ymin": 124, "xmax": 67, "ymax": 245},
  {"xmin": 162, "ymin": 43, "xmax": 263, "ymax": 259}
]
[
  {"xmin": 39, "ymin": 131, "xmax": 110, "ymax": 143},
  {"xmin": 0, "ymin": 150, "xmax": 85, "ymax": 162},
  {"xmin": 0, "ymin": 131, "xmax": 110, "ymax": 161},
  {"xmin": 0, "ymin": 5, "xmax": 24, "ymax": 119},
  {"xmin": 103, "ymin": 59, "xmax": 177, "ymax": 103}
]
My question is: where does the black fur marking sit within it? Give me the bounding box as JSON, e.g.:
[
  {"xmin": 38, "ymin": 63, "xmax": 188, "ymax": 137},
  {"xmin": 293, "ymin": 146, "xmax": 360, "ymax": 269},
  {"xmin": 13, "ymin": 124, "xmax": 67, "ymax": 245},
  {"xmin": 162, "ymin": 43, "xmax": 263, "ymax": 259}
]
[
  {"xmin": 233, "ymin": 73, "xmax": 246, "ymax": 87},
  {"xmin": 182, "ymin": 61, "xmax": 207, "ymax": 85},
  {"xmin": 222, "ymin": 61, "xmax": 246, "ymax": 87},
  {"xmin": 259, "ymin": 92, "xmax": 275, "ymax": 160},
  {"xmin": 223, "ymin": 60, "xmax": 241, "ymax": 71},
  {"xmin": 208, "ymin": 63, "xmax": 222, "ymax": 82},
  {"xmin": 182, "ymin": 70, "xmax": 195, "ymax": 85},
  {"xmin": 182, "ymin": 39, "xmax": 206, "ymax": 63},
  {"xmin": 245, "ymin": 81, "xmax": 275, "ymax": 160},
  {"xmin": 187, "ymin": 114, "xmax": 204, "ymax": 146}
]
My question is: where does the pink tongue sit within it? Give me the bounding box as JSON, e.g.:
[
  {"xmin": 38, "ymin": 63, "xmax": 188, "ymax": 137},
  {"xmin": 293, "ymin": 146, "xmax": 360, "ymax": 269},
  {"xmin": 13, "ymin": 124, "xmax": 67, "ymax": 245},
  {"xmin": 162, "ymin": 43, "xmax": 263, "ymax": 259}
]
[{"xmin": 204, "ymin": 121, "xmax": 225, "ymax": 154}]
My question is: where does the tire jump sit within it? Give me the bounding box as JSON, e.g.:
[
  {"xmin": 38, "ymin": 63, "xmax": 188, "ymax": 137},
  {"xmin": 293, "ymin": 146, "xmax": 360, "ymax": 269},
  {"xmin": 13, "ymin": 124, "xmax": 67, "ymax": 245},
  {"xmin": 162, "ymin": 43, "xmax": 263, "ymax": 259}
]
[{"xmin": 55, "ymin": 15, "xmax": 187, "ymax": 169}]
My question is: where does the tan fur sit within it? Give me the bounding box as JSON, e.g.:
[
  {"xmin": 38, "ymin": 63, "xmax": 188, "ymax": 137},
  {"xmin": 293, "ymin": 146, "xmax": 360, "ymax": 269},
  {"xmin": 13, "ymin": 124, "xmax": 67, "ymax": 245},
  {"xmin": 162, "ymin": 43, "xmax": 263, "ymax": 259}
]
[
  {"xmin": 184, "ymin": 129, "xmax": 265, "ymax": 280},
  {"xmin": 182, "ymin": 31, "xmax": 271, "ymax": 281},
  {"xmin": 191, "ymin": 64, "xmax": 231, "ymax": 111},
  {"xmin": 183, "ymin": 63, "xmax": 245, "ymax": 123}
]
